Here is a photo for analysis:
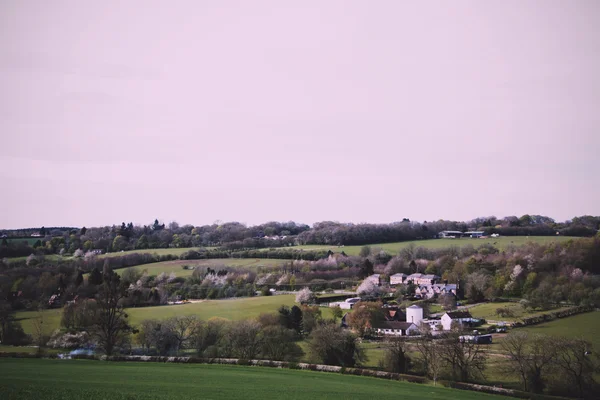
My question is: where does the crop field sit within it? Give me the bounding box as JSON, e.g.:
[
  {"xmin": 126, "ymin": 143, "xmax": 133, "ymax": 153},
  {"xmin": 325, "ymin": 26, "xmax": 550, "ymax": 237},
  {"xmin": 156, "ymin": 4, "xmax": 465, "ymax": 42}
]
[
  {"xmin": 269, "ymin": 236, "xmax": 576, "ymax": 256},
  {"xmin": 115, "ymin": 258, "xmax": 287, "ymax": 277},
  {"xmin": 520, "ymin": 311, "xmax": 600, "ymax": 349},
  {"xmin": 0, "ymin": 358, "xmax": 512, "ymax": 400},
  {"xmin": 16, "ymin": 295, "xmax": 333, "ymax": 335}
]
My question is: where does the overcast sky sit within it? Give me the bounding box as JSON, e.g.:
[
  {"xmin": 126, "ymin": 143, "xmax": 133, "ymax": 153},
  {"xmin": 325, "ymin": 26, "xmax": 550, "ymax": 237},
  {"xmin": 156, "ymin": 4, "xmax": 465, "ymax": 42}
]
[{"xmin": 1, "ymin": 1, "xmax": 599, "ymax": 228}]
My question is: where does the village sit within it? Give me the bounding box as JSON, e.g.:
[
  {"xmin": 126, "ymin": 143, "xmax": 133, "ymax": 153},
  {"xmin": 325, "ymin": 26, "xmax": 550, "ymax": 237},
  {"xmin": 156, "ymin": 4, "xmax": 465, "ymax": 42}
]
[{"xmin": 329, "ymin": 272, "xmax": 500, "ymax": 344}]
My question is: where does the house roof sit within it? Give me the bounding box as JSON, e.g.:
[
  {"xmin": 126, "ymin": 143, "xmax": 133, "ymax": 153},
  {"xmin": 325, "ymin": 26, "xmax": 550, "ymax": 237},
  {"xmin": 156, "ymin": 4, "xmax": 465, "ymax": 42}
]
[
  {"xmin": 384, "ymin": 308, "xmax": 406, "ymax": 321},
  {"xmin": 375, "ymin": 321, "xmax": 416, "ymax": 330},
  {"xmin": 446, "ymin": 311, "xmax": 472, "ymax": 319},
  {"xmin": 407, "ymin": 304, "xmax": 422, "ymax": 309},
  {"xmin": 421, "ymin": 274, "xmax": 440, "ymax": 279},
  {"xmin": 391, "ymin": 273, "xmax": 407, "ymax": 277}
]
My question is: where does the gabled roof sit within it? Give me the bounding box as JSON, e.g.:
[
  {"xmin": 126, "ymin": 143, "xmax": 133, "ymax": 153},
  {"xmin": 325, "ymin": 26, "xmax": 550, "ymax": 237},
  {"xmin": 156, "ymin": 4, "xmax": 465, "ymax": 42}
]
[
  {"xmin": 375, "ymin": 321, "xmax": 416, "ymax": 330},
  {"xmin": 390, "ymin": 273, "xmax": 407, "ymax": 277},
  {"xmin": 446, "ymin": 311, "xmax": 472, "ymax": 319}
]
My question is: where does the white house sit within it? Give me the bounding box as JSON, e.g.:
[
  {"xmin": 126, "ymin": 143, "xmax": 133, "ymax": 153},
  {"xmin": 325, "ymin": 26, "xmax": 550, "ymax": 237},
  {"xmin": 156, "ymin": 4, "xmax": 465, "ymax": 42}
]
[
  {"xmin": 375, "ymin": 321, "xmax": 418, "ymax": 336},
  {"xmin": 441, "ymin": 311, "xmax": 474, "ymax": 331},
  {"xmin": 329, "ymin": 297, "xmax": 361, "ymax": 310},
  {"xmin": 389, "ymin": 273, "xmax": 408, "ymax": 285},
  {"xmin": 407, "ymin": 273, "xmax": 440, "ymax": 286}
]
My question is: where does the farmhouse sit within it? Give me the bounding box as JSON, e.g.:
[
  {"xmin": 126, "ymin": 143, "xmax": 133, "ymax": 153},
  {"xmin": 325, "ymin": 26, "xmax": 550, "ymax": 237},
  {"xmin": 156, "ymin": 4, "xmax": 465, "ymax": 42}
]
[
  {"xmin": 389, "ymin": 273, "xmax": 408, "ymax": 285},
  {"xmin": 441, "ymin": 311, "xmax": 475, "ymax": 331},
  {"xmin": 375, "ymin": 321, "xmax": 418, "ymax": 336},
  {"xmin": 407, "ymin": 273, "xmax": 440, "ymax": 285}
]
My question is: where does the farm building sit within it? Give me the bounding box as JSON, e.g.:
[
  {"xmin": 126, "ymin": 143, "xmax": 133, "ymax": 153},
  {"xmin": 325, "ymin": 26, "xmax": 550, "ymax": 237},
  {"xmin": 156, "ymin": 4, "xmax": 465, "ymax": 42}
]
[
  {"xmin": 438, "ymin": 230, "xmax": 464, "ymax": 238},
  {"xmin": 441, "ymin": 311, "xmax": 477, "ymax": 331},
  {"xmin": 329, "ymin": 297, "xmax": 361, "ymax": 310},
  {"xmin": 374, "ymin": 321, "xmax": 418, "ymax": 336},
  {"xmin": 464, "ymin": 231, "xmax": 485, "ymax": 238}
]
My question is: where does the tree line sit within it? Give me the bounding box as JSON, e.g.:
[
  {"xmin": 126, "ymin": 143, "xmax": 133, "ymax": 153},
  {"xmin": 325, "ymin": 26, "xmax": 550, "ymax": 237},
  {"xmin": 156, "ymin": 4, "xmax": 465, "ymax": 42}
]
[{"xmin": 2, "ymin": 215, "xmax": 599, "ymax": 258}]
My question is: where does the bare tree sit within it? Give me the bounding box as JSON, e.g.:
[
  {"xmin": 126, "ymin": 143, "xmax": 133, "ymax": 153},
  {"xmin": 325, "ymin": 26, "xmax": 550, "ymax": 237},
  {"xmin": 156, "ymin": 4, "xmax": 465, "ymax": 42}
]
[
  {"xmin": 501, "ymin": 332, "xmax": 556, "ymax": 393},
  {"xmin": 224, "ymin": 319, "xmax": 262, "ymax": 359},
  {"xmin": 439, "ymin": 335, "xmax": 487, "ymax": 382},
  {"xmin": 553, "ymin": 337, "xmax": 598, "ymax": 398},
  {"xmin": 381, "ymin": 337, "xmax": 411, "ymax": 373},
  {"xmin": 166, "ymin": 315, "xmax": 198, "ymax": 353},
  {"xmin": 414, "ymin": 336, "xmax": 445, "ymax": 385}
]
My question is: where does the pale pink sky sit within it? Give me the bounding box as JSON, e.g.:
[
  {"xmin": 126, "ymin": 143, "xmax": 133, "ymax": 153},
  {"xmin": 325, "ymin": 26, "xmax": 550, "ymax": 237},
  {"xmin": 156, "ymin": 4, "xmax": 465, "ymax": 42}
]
[{"xmin": 1, "ymin": 1, "xmax": 599, "ymax": 228}]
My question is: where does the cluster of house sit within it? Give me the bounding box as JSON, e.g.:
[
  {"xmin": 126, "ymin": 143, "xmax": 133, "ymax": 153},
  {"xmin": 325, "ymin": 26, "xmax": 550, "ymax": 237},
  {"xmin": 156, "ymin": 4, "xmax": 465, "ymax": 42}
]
[
  {"xmin": 334, "ymin": 299, "xmax": 481, "ymax": 336},
  {"xmin": 389, "ymin": 273, "xmax": 458, "ymax": 299}
]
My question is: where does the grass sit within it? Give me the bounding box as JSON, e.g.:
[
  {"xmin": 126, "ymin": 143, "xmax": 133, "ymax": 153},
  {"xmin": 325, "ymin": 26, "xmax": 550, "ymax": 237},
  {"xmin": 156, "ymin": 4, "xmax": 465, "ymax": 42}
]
[
  {"xmin": 270, "ymin": 236, "xmax": 576, "ymax": 256},
  {"xmin": 98, "ymin": 247, "xmax": 214, "ymax": 259},
  {"xmin": 15, "ymin": 295, "xmax": 334, "ymax": 335},
  {"xmin": 0, "ymin": 358, "xmax": 513, "ymax": 400},
  {"xmin": 467, "ymin": 302, "xmax": 572, "ymax": 323},
  {"xmin": 115, "ymin": 258, "xmax": 287, "ymax": 277},
  {"xmin": 520, "ymin": 311, "xmax": 600, "ymax": 349}
]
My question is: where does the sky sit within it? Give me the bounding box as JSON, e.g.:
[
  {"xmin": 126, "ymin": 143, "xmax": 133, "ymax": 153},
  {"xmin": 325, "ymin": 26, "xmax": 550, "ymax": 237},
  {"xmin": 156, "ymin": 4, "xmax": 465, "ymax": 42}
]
[{"xmin": 1, "ymin": 1, "xmax": 599, "ymax": 229}]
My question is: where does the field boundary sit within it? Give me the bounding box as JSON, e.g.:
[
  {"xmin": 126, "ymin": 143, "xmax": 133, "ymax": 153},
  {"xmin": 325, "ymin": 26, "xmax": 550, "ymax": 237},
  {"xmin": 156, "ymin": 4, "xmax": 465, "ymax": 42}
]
[{"xmin": 0, "ymin": 352, "xmax": 568, "ymax": 400}]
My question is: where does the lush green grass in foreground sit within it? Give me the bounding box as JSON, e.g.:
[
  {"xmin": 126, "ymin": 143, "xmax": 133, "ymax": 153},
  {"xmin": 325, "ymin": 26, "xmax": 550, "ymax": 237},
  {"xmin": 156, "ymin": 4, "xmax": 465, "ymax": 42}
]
[
  {"xmin": 0, "ymin": 358, "xmax": 512, "ymax": 400},
  {"xmin": 116, "ymin": 258, "xmax": 286, "ymax": 277},
  {"xmin": 16, "ymin": 295, "xmax": 331, "ymax": 335}
]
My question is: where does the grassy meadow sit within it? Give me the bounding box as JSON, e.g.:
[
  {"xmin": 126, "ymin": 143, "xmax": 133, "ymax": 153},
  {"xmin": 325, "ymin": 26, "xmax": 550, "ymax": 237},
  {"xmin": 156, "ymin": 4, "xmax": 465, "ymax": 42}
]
[
  {"xmin": 115, "ymin": 258, "xmax": 286, "ymax": 277},
  {"xmin": 98, "ymin": 247, "xmax": 215, "ymax": 259},
  {"xmin": 269, "ymin": 236, "xmax": 576, "ymax": 256},
  {"xmin": 0, "ymin": 358, "xmax": 513, "ymax": 400},
  {"xmin": 520, "ymin": 311, "xmax": 600, "ymax": 350},
  {"xmin": 467, "ymin": 302, "xmax": 573, "ymax": 323},
  {"xmin": 15, "ymin": 295, "xmax": 334, "ymax": 335}
]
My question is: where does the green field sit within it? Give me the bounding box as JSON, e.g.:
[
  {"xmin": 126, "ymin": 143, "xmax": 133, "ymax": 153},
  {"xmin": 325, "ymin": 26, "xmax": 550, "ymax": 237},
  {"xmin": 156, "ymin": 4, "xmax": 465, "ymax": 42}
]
[
  {"xmin": 16, "ymin": 295, "xmax": 332, "ymax": 335},
  {"xmin": 99, "ymin": 247, "xmax": 213, "ymax": 259},
  {"xmin": 467, "ymin": 302, "xmax": 574, "ymax": 323},
  {"xmin": 520, "ymin": 311, "xmax": 600, "ymax": 350},
  {"xmin": 270, "ymin": 236, "xmax": 576, "ymax": 256},
  {"xmin": 115, "ymin": 258, "xmax": 286, "ymax": 277},
  {"xmin": 0, "ymin": 358, "xmax": 512, "ymax": 400}
]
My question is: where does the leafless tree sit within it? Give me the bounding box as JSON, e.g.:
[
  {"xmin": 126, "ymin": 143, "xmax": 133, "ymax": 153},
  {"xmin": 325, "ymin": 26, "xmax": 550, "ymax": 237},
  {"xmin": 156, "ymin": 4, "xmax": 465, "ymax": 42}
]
[
  {"xmin": 501, "ymin": 332, "xmax": 557, "ymax": 393},
  {"xmin": 166, "ymin": 315, "xmax": 198, "ymax": 353},
  {"xmin": 439, "ymin": 335, "xmax": 487, "ymax": 382},
  {"xmin": 414, "ymin": 335, "xmax": 445, "ymax": 385},
  {"xmin": 552, "ymin": 337, "xmax": 598, "ymax": 398}
]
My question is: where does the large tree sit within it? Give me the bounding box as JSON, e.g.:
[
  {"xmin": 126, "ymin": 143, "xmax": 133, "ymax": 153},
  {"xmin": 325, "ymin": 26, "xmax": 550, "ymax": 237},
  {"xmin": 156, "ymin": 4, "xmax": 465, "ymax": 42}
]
[
  {"xmin": 92, "ymin": 270, "xmax": 132, "ymax": 355},
  {"xmin": 307, "ymin": 322, "xmax": 364, "ymax": 367}
]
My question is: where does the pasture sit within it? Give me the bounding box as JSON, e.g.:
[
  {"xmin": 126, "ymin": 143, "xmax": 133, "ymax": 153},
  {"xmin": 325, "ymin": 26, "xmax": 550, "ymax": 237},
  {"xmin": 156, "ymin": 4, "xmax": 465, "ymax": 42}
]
[
  {"xmin": 520, "ymin": 310, "xmax": 600, "ymax": 350},
  {"xmin": 15, "ymin": 295, "xmax": 332, "ymax": 335},
  {"xmin": 115, "ymin": 258, "xmax": 286, "ymax": 277},
  {"xmin": 98, "ymin": 247, "xmax": 214, "ymax": 259},
  {"xmin": 0, "ymin": 358, "xmax": 512, "ymax": 400},
  {"xmin": 467, "ymin": 302, "xmax": 574, "ymax": 323},
  {"xmin": 282, "ymin": 236, "xmax": 576, "ymax": 256}
]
